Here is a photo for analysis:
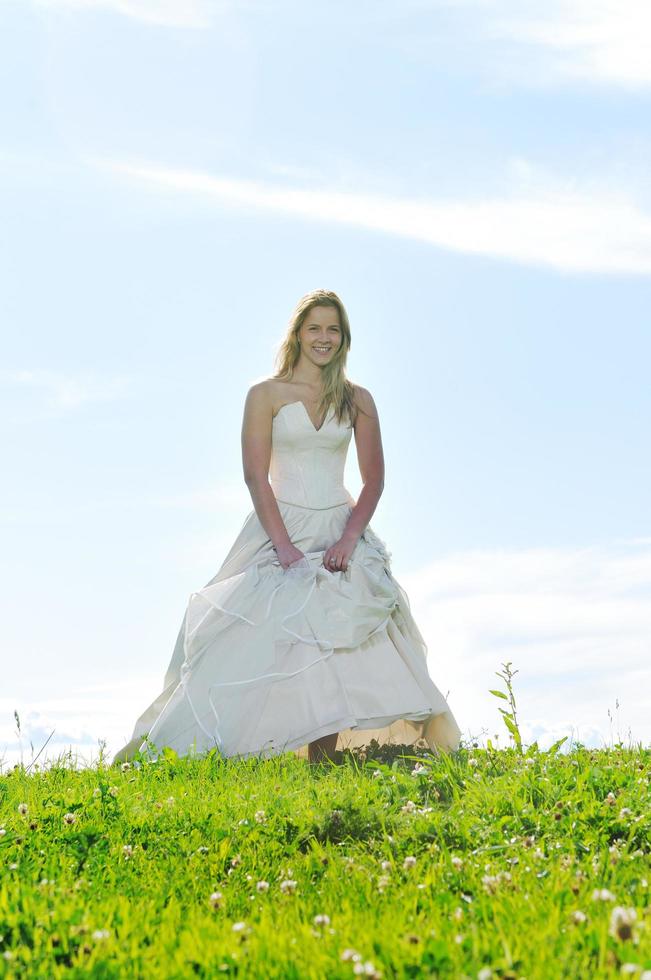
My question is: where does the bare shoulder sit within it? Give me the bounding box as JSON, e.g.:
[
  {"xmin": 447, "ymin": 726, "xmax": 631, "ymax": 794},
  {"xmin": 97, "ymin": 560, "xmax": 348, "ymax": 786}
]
[
  {"xmin": 243, "ymin": 379, "xmax": 277, "ymax": 418},
  {"xmin": 245, "ymin": 378, "xmax": 277, "ymax": 403},
  {"xmin": 352, "ymin": 383, "xmax": 379, "ymax": 419}
]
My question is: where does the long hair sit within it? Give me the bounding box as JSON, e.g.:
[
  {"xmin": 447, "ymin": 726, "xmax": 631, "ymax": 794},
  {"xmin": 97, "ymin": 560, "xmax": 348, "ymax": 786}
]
[{"xmin": 272, "ymin": 289, "xmax": 362, "ymax": 427}]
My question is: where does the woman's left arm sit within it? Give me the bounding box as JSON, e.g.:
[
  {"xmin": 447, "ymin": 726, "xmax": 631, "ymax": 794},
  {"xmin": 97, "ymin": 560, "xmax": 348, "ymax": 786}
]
[{"xmin": 323, "ymin": 386, "xmax": 385, "ymax": 571}]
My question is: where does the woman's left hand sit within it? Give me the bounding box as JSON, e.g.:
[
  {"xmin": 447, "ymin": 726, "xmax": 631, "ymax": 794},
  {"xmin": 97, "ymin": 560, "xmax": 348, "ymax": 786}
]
[{"xmin": 323, "ymin": 535, "xmax": 358, "ymax": 573}]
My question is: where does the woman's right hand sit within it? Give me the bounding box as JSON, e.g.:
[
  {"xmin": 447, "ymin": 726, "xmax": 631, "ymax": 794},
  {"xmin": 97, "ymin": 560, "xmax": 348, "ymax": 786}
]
[{"xmin": 274, "ymin": 542, "xmax": 306, "ymax": 570}]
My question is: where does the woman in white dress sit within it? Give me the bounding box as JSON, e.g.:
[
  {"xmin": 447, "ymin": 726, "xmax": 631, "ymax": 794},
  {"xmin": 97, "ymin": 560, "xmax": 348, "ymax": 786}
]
[{"xmin": 113, "ymin": 289, "xmax": 461, "ymax": 766}]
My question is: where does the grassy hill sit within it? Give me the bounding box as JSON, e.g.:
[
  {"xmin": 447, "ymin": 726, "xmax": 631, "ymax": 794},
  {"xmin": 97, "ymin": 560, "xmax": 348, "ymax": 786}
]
[{"xmin": 1, "ymin": 666, "xmax": 649, "ymax": 978}]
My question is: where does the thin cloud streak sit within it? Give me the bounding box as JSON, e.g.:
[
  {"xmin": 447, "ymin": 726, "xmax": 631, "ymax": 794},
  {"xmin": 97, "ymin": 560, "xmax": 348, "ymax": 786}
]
[
  {"xmin": 1, "ymin": 368, "xmax": 135, "ymax": 412},
  {"xmin": 149, "ymin": 482, "xmax": 252, "ymax": 513},
  {"xmin": 99, "ymin": 157, "xmax": 651, "ymax": 275},
  {"xmin": 31, "ymin": 0, "xmax": 213, "ymax": 28},
  {"xmin": 414, "ymin": 0, "xmax": 651, "ymax": 90},
  {"xmin": 486, "ymin": 0, "xmax": 651, "ymax": 89},
  {"xmin": 0, "ymin": 481, "xmax": 252, "ymax": 525}
]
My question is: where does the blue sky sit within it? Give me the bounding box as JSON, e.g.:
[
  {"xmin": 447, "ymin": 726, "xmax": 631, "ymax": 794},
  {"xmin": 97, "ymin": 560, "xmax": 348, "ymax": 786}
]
[{"xmin": 2, "ymin": 0, "xmax": 649, "ymax": 767}]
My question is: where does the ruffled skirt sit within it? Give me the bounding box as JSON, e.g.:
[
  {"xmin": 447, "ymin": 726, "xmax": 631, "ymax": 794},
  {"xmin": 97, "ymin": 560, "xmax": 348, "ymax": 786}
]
[{"xmin": 113, "ymin": 501, "xmax": 462, "ymax": 763}]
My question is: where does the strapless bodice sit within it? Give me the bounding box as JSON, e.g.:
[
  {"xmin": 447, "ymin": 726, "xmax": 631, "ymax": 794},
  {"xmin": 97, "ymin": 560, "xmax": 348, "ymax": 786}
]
[{"xmin": 269, "ymin": 400, "xmax": 355, "ymax": 509}]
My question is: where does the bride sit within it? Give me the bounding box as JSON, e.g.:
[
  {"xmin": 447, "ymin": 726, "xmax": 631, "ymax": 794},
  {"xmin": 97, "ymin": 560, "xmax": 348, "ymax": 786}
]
[{"xmin": 113, "ymin": 289, "xmax": 461, "ymax": 766}]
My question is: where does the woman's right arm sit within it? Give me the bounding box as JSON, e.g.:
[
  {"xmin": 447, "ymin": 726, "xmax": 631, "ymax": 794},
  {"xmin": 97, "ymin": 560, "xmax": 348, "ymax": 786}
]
[{"xmin": 241, "ymin": 383, "xmax": 305, "ymax": 570}]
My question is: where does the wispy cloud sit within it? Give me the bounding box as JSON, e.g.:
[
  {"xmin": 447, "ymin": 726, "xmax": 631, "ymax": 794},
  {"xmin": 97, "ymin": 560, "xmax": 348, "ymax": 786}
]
[
  {"xmin": 31, "ymin": 0, "xmax": 213, "ymax": 28},
  {"xmin": 1, "ymin": 683, "xmax": 159, "ymax": 770},
  {"xmin": 98, "ymin": 156, "xmax": 651, "ymax": 275},
  {"xmin": 409, "ymin": 0, "xmax": 651, "ymax": 90},
  {"xmin": 484, "ymin": 0, "xmax": 651, "ymax": 89},
  {"xmin": 397, "ymin": 536, "xmax": 651, "ymax": 749},
  {"xmin": 1, "ymin": 368, "xmax": 135, "ymax": 412},
  {"xmin": 149, "ymin": 481, "xmax": 252, "ymax": 514}
]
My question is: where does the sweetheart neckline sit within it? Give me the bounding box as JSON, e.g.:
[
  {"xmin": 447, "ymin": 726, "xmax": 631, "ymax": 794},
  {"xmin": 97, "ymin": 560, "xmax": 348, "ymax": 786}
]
[{"xmin": 273, "ymin": 400, "xmax": 334, "ymax": 433}]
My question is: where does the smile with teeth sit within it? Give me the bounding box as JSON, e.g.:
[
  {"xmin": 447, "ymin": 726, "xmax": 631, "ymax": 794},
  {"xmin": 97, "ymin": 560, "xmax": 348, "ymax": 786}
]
[{"xmin": 313, "ymin": 346, "xmax": 331, "ymax": 352}]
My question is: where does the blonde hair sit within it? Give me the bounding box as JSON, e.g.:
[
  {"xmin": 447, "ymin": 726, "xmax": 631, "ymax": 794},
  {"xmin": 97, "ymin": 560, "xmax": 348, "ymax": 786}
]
[{"xmin": 272, "ymin": 289, "xmax": 362, "ymax": 427}]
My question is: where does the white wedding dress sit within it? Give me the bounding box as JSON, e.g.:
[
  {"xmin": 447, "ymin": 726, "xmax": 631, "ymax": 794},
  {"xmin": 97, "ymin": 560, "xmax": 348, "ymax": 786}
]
[{"xmin": 113, "ymin": 400, "xmax": 462, "ymax": 763}]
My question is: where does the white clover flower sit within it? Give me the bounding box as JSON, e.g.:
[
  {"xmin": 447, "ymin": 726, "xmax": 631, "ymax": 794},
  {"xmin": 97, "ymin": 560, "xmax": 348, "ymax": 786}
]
[
  {"xmin": 254, "ymin": 810, "xmax": 266, "ymax": 823},
  {"xmin": 341, "ymin": 948, "xmax": 362, "ymax": 962},
  {"xmin": 256, "ymin": 880, "xmax": 269, "ymax": 892},
  {"xmin": 451, "ymin": 856, "xmax": 464, "ymax": 869},
  {"xmin": 17, "ymin": 803, "xmax": 28, "ymax": 816},
  {"xmin": 122, "ymin": 844, "xmax": 133, "ymax": 858},
  {"xmin": 372, "ymin": 770, "xmax": 382, "ymax": 779},
  {"xmin": 354, "ymin": 961, "xmax": 381, "ymax": 978},
  {"xmin": 468, "ymin": 757, "xmax": 478, "ymax": 767},
  {"xmin": 524, "ymin": 757, "xmax": 535, "ymax": 766},
  {"xmin": 609, "ymin": 845, "xmax": 622, "ymax": 865},
  {"xmin": 571, "ymin": 910, "xmax": 588, "ymax": 924},
  {"xmin": 477, "ymin": 969, "xmax": 493, "ymax": 980},
  {"xmin": 232, "ymin": 921, "xmax": 247, "ymax": 933},
  {"xmin": 403, "ymin": 856, "xmax": 417, "ymax": 869},
  {"xmin": 619, "ymin": 808, "xmax": 633, "ymax": 819},
  {"xmin": 230, "ymin": 854, "xmax": 242, "ymax": 867},
  {"xmin": 120, "ymin": 762, "xmax": 131, "ymax": 772},
  {"xmin": 377, "ymin": 875, "xmax": 390, "ymax": 892},
  {"xmin": 92, "ymin": 929, "xmax": 110, "ymax": 940},
  {"xmin": 166, "ymin": 796, "xmax": 175, "ymax": 806},
  {"xmin": 411, "ymin": 762, "xmax": 427, "ymax": 776},
  {"xmin": 592, "ymin": 888, "xmax": 616, "ymax": 902},
  {"xmin": 108, "ymin": 786, "xmax": 118, "ymax": 798},
  {"xmin": 63, "ymin": 812, "xmax": 77, "ymax": 825},
  {"xmin": 609, "ymin": 906, "xmax": 637, "ymax": 941},
  {"xmin": 92, "ymin": 788, "xmax": 101, "ymax": 798},
  {"xmin": 209, "ymin": 891, "xmax": 223, "ymax": 907},
  {"xmin": 313, "ymin": 914, "xmax": 330, "ymax": 927},
  {"xmin": 280, "ymin": 879, "xmax": 297, "ymax": 893},
  {"xmin": 400, "ymin": 800, "xmax": 417, "ymax": 813},
  {"xmin": 380, "ymin": 860, "xmax": 391, "ymax": 871}
]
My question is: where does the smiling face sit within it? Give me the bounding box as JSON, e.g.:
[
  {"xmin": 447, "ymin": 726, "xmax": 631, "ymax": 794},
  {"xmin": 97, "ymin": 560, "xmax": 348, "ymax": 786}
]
[{"xmin": 297, "ymin": 304, "xmax": 343, "ymax": 366}]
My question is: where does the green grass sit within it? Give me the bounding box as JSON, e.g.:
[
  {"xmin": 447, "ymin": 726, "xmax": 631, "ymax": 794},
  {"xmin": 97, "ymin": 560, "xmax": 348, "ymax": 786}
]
[{"xmin": 1, "ymin": 667, "xmax": 649, "ymax": 978}]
